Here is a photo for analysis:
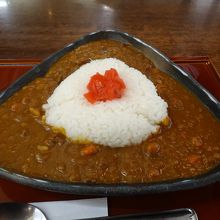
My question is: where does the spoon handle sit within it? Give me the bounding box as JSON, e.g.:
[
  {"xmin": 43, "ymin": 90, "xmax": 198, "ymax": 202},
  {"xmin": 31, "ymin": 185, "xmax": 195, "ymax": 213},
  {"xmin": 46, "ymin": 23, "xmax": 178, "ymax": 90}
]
[{"xmin": 85, "ymin": 208, "xmax": 198, "ymax": 220}]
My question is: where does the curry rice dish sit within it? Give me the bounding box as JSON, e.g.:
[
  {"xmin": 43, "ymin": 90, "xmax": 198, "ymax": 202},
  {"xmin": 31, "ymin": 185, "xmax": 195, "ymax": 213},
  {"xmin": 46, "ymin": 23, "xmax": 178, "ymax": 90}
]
[{"xmin": 0, "ymin": 39, "xmax": 220, "ymax": 184}]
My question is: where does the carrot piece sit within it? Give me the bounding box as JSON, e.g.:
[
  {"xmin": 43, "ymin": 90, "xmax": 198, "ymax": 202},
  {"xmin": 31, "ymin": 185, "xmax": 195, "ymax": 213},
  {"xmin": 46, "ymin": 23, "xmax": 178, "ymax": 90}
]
[
  {"xmin": 188, "ymin": 154, "xmax": 201, "ymax": 165},
  {"xmin": 146, "ymin": 142, "xmax": 160, "ymax": 156},
  {"xmin": 81, "ymin": 145, "xmax": 99, "ymax": 156}
]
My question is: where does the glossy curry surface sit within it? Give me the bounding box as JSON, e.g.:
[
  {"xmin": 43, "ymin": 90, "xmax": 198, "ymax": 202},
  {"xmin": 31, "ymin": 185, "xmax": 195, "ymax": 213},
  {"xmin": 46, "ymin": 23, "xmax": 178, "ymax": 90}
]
[{"xmin": 0, "ymin": 40, "xmax": 220, "ymax": 184}]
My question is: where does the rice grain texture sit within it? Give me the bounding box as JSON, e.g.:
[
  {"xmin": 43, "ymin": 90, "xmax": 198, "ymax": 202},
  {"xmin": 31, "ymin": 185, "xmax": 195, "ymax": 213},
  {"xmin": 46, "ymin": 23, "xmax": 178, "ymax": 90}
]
[{"xmin": 43, "ymin": 58, "xmax": 168, "ymax": 147}]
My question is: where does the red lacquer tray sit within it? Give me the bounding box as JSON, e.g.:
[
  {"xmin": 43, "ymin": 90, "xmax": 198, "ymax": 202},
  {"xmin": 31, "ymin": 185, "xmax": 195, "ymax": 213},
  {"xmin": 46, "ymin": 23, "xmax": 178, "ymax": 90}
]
[{"xmin": 0, "ymin": 57, "xmax": 220, "ymax": 220}]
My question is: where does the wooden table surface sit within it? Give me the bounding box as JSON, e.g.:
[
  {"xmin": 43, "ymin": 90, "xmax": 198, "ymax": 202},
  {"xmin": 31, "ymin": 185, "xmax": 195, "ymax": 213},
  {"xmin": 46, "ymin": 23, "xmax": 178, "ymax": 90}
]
[
  {"xmin": 0, "ymin": 0, "xmax": 220, "ymax": 73},
  {"xmin": 0, "ymin": 0, "xmax": 220, "ymax": 219}
]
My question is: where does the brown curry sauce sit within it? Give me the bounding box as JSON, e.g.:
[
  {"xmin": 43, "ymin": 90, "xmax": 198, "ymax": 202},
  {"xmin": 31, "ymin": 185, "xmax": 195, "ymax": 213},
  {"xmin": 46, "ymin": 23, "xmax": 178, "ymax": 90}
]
[{"xmin": 0, "ymin": 40, "xmax": 220, "ymax": 183}]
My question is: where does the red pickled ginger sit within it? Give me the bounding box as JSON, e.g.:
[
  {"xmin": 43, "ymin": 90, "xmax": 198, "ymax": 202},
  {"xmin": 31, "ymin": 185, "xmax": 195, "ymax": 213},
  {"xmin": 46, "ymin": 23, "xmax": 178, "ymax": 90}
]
[{"xmin": 84, "ymin": 68, "xmax": 126, "ymax": 104}]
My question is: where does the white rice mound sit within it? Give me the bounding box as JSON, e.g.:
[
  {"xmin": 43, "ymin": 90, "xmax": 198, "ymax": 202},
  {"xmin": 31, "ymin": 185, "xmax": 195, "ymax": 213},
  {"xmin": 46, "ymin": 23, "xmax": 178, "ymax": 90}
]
[{"xmin": 43, "ymin": 58, "xmax": 168, "ymax": 148}]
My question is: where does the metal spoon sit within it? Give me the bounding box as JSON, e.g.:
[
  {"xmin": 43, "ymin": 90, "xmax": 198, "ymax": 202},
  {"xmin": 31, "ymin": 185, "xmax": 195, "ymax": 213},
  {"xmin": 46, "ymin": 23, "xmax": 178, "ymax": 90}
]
[{"xmin": 0, "ymin": 202, "xmax": 48, "ymax": 220}]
